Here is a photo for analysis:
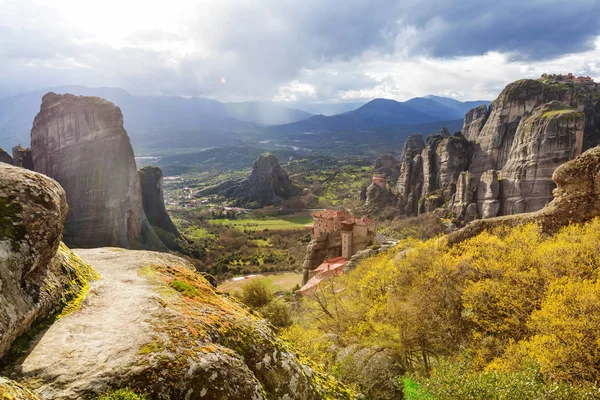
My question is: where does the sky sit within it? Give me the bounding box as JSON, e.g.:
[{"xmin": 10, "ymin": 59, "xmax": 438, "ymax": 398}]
[{"xmin": 2, "ymin": 0, "xmax": 600, "ymax": 104}]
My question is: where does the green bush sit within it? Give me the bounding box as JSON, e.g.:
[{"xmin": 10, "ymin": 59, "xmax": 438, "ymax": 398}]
[
  {"xmin": 238, "ymin": 278, "xmax": 273, "ymax": 308},
  {"xmin": 261, "ymin": 298, "xmax": 292, "ymax": 329}
]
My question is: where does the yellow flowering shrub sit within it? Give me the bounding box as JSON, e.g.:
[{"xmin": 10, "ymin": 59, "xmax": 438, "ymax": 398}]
[{"xmin": 285, "ymin": 218, "xmax": 600, "ymax": 389}]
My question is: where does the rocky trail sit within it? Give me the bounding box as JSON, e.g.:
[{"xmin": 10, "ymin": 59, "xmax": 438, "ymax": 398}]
[{"xmin": 11, "ymin": 249, "xmax": 185, "ymax": 399}]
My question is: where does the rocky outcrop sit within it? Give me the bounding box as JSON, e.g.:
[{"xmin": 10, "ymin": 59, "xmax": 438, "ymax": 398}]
[
  {"xmin": 0, "ymin": 147, "xmax": 13, "ymax": 165},
  {"xmin": 12, "ymin": 146, "xmax": 33, "ymax": 170},
  {"xmin": 395, "ymin": 134, "xmax": 425, "ymax": 214},
  {"xmin": 462, "ymin": 104, "xmax": 489, "ymax": 141},
  {"xmin": 394, "ymin": 131, "xmax": 472, "ymax": 216},
  {"xmin": 371, "ymin": 76, "xmax": 600, "ymax": 222},
  {"xmin": 0, "ymin": 163, "xmax": 98, "ymax": 359},
  {"xmin": 447, "ymin": 77, "xmax": 598, "ymax": 220},
  {"xmin": 196, "ymin": 153, "xmax": 299, "ymax": 207},
  {"xmin": 447, "ymin": 145, "xmax": 600, "ymax": 244},
  {"xmin": 498, "ymin": 102, "xmax": 584, "ymax": 215},
  {"xmin": 336, "ymin": 346, "xmax": 404, "ymax": 400},
  {"xmin": 301, "ymin": 232, "xmax": 343, "ymax": 283},
  {"xmin": 7, "ymin": 248, "xmax": 353, "ymax": 399},
  {"xmin": 30, "ymin": 93, "xmax": 165, "ymax": 250},
  {"xmin": 374, "ymin": 154, "xmax": 400, "ymax": 183},
  {"xmin": 138, "ymin": 166, "xmax": 182, "ymax": 251},
  {"xmin": 365, "ymin": 182, "xmax": 393, "ymax": 208}
]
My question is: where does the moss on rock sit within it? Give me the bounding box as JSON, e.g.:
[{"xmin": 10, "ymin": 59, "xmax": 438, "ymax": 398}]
[{"xmin": 0, "ymin": 377, "xmax": 40, "ymax": 400}]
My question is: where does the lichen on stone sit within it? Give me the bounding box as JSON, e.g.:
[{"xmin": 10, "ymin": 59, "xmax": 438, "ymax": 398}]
[{"xmin": 0, "ymin": 377, "xmax": 40, "ymax": 400}]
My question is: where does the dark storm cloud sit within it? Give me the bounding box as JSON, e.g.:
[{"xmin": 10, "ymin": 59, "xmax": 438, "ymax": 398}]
[{"xmin": 398, "ymin": 0, "xmax": 600, "ymax": 60}]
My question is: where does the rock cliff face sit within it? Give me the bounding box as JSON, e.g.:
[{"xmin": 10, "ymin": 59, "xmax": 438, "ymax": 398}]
[
  {"xmin": 196, "ymin": 153, "xmax": 299, "ymax": 207},
  {"xmin": 393, "ymin": 130, "xmax": 472, "ymax": 215},
  {"xmin": 374, "ymin": 154, "xmax": 400, "ymax": 182},
  {"xmin": 498, "ymin": 101, "xmax": 584, "ymax": 215},
  {"xmin": 6, "ymin": 249, "xmax": 353, "ymax": 399},
  {"xmin": 138, "ymin": 166, "xmax": 182, "ymax": 250},
  {"xmin": 447, "ymin": 144, "xmax": 600, "ymax": 244},
  {"xmin": 30, "ymin": 93, "xmax": 165, "ymax": 250},
  {"xmin": 372, "ymin": 76, "xmax": 600, "ymax": 222},
  {"xmin": 0, "ymin": 163, "xmax": 97, "ymax": 359},
  {"xmin": 462, "ymin": 104, "xmax": 490, "ymax": 141}
]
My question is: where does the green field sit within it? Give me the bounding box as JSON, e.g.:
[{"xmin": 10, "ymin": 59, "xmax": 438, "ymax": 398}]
[
  {"xmin": 218, "ymin": 272, "xmax": 303, "ymax": 294},
  {"xmin": 209, "ymin": 215, "xmax": 313, "ymax": 231}
]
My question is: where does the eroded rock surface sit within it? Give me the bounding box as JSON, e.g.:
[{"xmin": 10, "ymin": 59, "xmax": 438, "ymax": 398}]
[
  {"xmin": 447, "ymin": 145, "xmax": 600, "ymax": 244},
  {"xmin": 9, "ymin": 249, "xmax": 353, "ymax": 400},
  {"xmin": 138, "ymin": 166, "xmax": 182, "ymax": 250},
  {"xmin": 30, "ymin": 93, "xmax": 165, "ymax": 250},
  {"xmin": 395, "ymin": 131, "xmax": 471, "ymax": 216},
  {"xmin": 196, "ymin": 153, "xmax": 299, "ymax": 207},
  {"xmin": 0, "ymin": 163, "xmax": 96, "ymax": 359}
]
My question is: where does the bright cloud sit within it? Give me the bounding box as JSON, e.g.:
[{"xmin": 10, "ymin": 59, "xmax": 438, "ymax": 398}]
[{"xmin": 1, "ymin": 0, "xmax": 599, "ymax": 102}]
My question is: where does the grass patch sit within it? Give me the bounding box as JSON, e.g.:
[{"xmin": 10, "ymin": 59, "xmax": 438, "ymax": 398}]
[
  {"xmin": 541, "ymin": 109, "xmax": 584, "ymax": 120},
  {"xmin": 218, "ymin": 272, "xmax": 302, "ymax": 294},
  {"xmin": 182, "ymin": 226, "xmax": 216, "ymax": 240},
  {"xmin": 171, "ymin": 280, "xmax": 201, "ymax": 297},
  {"xmin": 403, "ymin": 377, "xmax": 436, "ymax": 400},
  {"xmin": 209, "ymin": 215, "xmax": 313, "ymax": 231}
]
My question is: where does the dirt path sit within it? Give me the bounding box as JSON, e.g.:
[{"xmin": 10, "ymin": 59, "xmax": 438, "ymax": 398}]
[{"xmin": 14, "ymin": 248, "xmax": 188, "ymax": 399}]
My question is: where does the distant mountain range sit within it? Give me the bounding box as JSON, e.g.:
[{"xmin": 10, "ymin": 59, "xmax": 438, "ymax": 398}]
[
  {"xmin": 268, "ymin": 96, "xmax": 490, "ymax": 135},
  {"xmin": 0, "ymin": 85, "xmax": 489, "ymax": 156}
]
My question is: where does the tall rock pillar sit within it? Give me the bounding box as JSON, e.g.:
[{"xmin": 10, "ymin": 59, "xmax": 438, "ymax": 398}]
[{"xmin": 30, "ymin": 92, "xmax": 166, "ymax": 250}]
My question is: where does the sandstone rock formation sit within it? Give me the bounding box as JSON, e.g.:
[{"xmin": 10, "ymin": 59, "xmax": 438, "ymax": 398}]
[
  {"xmin": 498, "ymin": 101, "xmax": 584, "ymax": 215},
  {"xmin": 0, "ymin": 163, "xmax": 97, "ymax": 359},
  {"xmin": 0, "ymin": 147, "xmax": 13, "ymax": 164},
  {"xmin": 30, "ymin": 93, "xmax": 165, "ymax": 250},
  {"xmin": 394, "ymin": 130, "xmax": 472, "ymax": 216},
  {"xmin": 447, "ymin": 144, "xmax": 600, "ymax": 244},
  {"xmin": 12, "ymin": 146, "xmax": 33, "ymax": 170},
  {"xmin": 448, "ymin": 78, "xmax": 597, "ymax": 220},
  {"xmin": 374, "ymin": 154, "xmax": 400, "ymax": 182},
  {"xmin": 196, "ymin": 153, "xmax": 299, "ymax": 207},
  {"xmin": 138, "ymin": 166, "xmax": 182, "ymax": 250},
  {"xmin": 371, "ymin": 76, "xmax": 600, "ymax": 222},
  {"xmin": 6, "ymin": 248, "xmax": 353, "ymax": 399},
  {"xmin": 395, "ymin": 133, "xmax": 425, "ymax": 214},
  {"xmin": 462, "ymin": 104, "xmax": 489, "ymax": 141}
]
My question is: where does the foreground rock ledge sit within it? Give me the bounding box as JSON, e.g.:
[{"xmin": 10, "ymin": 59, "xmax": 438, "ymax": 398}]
[
  {"xmin": 7, "ymin": 249, "xmax": 353, "ymax": 400},
  {"xmin": 0, "ymin": 163, "xmax": 96, "ymax": 360}
]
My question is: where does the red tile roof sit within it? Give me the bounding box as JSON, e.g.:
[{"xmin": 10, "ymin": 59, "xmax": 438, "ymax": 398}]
[
  {"xmin": 314, "ymin": 257, "xmax": 348, "ymax": 273},
  {"xmin": 299, "ymin": 275, "xmax": 325, "ymax": 295}
]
